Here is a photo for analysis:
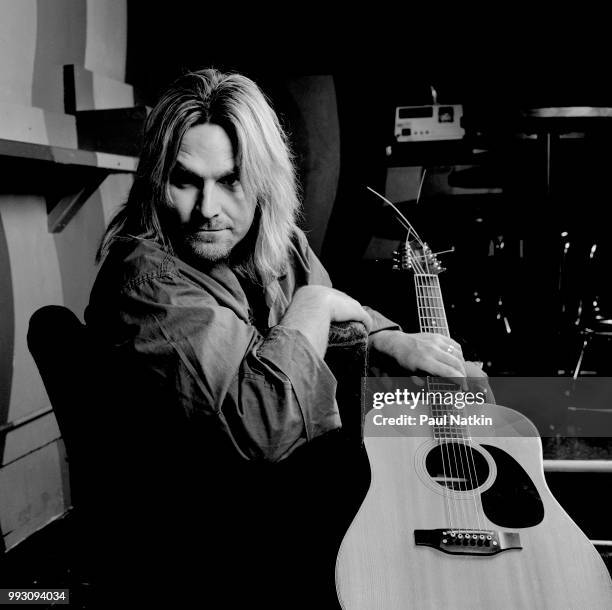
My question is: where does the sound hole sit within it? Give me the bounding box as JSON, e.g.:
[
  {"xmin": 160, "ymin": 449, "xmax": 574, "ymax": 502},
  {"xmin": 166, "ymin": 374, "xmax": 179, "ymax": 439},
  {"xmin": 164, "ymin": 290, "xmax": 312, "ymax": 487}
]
[{"xmin": 425, "ymin": 443, "xmax": 489, "ymax": 491}]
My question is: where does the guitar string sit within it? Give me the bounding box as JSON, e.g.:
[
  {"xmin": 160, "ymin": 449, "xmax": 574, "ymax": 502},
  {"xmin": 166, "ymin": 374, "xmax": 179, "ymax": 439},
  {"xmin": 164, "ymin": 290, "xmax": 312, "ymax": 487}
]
[
  {"xmin": 413, "ymin": 262, "xmax": 456, "ymax": 531},
  {"xmin": 415, "ymin": 276, "xmax": 457, "ymax": 531},
  {"xmin": 418, "ymin": 275, "xmax": 465, "ymax": 530},
  {"xmin": 368, "ymin": 187, "xmax": 487, "ymax": 534},
  {"xmin": 427, "ymin": 274, "xmax": 485, "ymax": 534},
  {"xmin": 422, "ymin": 275, "xmax": 469, "ymax": 532},
  {"xmin": 419, "ymin": 273, "xmax": 485, "ymax": 533},
  {"xmin": 425, "ymin": 274, "xmax": 482, "ymax": 534},
  {"xmin": 394, "ymin": 214, "xmax": 470, "ymax": 531},
  {"xmin": 419, "ymin": 271, "xmax": 466, "ymax": 531},
  {"xmin": 425, "ymin": 275, "xmax": 487, "ymax": 533}
]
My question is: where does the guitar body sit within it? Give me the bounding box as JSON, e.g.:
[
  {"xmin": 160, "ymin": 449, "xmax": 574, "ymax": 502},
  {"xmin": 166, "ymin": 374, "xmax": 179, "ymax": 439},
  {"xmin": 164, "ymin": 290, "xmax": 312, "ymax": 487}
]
[
  {"xmin": 336, "ymin": 201, "xmax": 612, "ymax": 608},
  {"xmin": 336, "ymin": 402, "xmax": 612, "ymax": 609}
]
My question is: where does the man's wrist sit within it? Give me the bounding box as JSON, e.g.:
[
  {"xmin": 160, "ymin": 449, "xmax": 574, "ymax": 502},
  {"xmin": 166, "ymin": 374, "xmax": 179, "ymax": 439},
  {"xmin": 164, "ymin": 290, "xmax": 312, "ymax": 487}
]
[{"xmin": 369, "ymin": 329, "xmax": 403, "ymax": 359}]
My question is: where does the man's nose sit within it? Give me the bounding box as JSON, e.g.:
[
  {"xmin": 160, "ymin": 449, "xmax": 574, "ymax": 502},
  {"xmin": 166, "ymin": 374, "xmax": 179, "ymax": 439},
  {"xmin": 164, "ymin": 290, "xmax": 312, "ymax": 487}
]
[{"xmin": 198, "ymin": 182, "xmax": 221, "ymax": 218}]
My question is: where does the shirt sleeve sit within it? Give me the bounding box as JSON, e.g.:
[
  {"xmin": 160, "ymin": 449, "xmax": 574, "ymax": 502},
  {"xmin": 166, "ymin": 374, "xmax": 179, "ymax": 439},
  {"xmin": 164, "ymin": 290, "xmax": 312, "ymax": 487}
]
[{"xmin": 117, "ymin": 271, "xmax": 340, "ymax": 463}]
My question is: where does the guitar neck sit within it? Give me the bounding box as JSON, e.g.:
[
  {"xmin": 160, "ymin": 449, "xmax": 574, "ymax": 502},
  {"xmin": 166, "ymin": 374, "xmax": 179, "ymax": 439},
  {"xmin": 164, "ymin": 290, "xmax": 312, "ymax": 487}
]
[
  {"xmin": 414, "ymin": 273, "xmax": 468, "ymax": 438},
  {"xmin": 414, "ymin": 273, "xmax": 450, "ymax": 337}
]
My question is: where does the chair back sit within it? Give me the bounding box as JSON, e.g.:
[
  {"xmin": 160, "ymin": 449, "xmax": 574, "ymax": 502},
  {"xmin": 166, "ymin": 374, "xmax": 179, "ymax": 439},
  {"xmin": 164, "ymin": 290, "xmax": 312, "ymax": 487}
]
[{"xmin": 27, "ymin": 305, "xmax": 97, "ymax": 507}]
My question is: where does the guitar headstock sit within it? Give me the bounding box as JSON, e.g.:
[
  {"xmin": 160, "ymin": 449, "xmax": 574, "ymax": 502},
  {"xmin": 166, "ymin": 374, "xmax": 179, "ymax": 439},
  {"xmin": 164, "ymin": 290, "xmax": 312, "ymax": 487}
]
[
  {"xmin": 363, "ymin": 185, "xmax": 447, "ymax": 276},
  {"xmin": 393, "ymin": 239, "xmax": 444, "ymax": 275}
]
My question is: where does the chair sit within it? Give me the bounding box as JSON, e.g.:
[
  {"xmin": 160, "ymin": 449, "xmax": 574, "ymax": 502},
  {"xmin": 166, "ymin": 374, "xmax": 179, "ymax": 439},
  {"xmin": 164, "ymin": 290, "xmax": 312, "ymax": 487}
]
[
  {"xmin": 27, "ymin": 306, "xmax": 99, "ymax": 509},
  {"xmin": 27, "ymin": 305, "xmax": 181, "ymax": 515},
  {"xmin": 27, "ymin": 304, "xmax": 199, "ymax": 601},
  {"xmin": 27, "ymin": 307, "xmax": 372, "ymax": 605}
]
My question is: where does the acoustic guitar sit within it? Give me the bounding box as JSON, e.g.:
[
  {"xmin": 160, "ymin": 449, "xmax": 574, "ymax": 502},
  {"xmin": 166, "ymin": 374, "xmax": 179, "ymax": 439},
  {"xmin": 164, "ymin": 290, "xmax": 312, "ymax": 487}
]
[{"xmin": 335, "ymin": 228, "xmax": 612, "ymax": 609}]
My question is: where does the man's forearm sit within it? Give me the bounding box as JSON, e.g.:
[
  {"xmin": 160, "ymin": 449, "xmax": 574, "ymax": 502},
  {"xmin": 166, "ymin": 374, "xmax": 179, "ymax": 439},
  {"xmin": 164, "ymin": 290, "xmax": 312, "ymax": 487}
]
[
  {"xmin": 369, "ymin": 329, "xmax": 403, "ymax": 360},
  {"xmin": 279, "ymin": 288, "xmax": 331, "ymax": 358}
]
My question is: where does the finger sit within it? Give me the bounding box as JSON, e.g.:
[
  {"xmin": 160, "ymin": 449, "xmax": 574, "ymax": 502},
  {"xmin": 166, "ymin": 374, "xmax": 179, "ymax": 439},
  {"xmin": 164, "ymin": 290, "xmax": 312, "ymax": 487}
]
[
  {"xmin": 430, "ymin": 335, "xmax": 464, "ymax": 359},
  {"xmin": 410, "ymin": 375, "xmax": 425, "ymax": 387},
  {"xmin": 427, "ymin": 333, "xmax": 450, "ymax": 348},
  {"xmin": 346, "ymin": 298, "xmax": 372, "ymax": 332},
  {"xmin": 447, "ymin": 337, "xmax": 463, "ymax": 352},
  {"xmin": 361, "ymin": 311, "xmax": 373, "ymax": 333},
  {"xmin": 423, "ymin": 357, "xmax": 466, "ymax": 382},
  {"xmin": 433, "ymin": 356, "xmax": 468, "ymax": 390},
  {"xmin": 444, "ymin": 340, "xmax": 463, "ymax": 357},
  {"xmin": 439, "ymin": 350, "xmax": 467, "ymax": 377},
  {"xmin": 350, "ymin": 307, "xmax": 372, "ymax": 333}
]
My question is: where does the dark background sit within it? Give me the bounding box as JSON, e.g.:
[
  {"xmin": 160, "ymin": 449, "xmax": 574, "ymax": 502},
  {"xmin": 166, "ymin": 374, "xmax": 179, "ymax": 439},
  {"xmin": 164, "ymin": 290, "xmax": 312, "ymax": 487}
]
[{"xmin": 124, "ymin": 5, "xmax": 612, "ymax": 380}]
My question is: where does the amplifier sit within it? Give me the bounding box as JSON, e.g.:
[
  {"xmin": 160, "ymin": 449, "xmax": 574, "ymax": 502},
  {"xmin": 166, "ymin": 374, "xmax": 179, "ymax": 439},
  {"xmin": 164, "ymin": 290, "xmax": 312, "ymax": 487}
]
[{"xmin": 394, "ymin": 104, "xmax": 465, "ymax": 142}]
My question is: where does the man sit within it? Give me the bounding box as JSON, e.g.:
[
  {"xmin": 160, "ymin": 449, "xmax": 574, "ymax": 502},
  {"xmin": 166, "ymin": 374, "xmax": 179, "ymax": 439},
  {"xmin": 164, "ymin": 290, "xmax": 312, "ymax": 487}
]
[{"xmin": 85, "ymin": 69, "xmax": 486, "ymax": 607}]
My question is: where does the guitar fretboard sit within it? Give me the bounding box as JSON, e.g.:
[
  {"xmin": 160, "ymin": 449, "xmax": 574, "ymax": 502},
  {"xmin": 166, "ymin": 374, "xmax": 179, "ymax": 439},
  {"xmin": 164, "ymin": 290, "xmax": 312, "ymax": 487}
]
[
  {"xmin": 414, "ymin": 273, "xmax": 468, "ymax": 439},
  {"xmin": 415, "ymin": 274, "xmax": 449, "ymax": 337}
]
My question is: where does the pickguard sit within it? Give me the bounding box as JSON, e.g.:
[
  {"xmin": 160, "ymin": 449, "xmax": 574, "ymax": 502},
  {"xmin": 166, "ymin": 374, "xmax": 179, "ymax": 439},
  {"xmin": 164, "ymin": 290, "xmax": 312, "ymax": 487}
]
[{"xmin": 480, "ymin": 444, "xmax": 545, "ymax": 528}]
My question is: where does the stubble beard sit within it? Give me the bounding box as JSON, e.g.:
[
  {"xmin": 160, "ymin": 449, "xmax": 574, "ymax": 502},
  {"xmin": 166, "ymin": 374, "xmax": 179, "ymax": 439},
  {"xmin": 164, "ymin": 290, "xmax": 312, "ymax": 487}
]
[{"xmin": 181, "ymin": 232, "xmax": 234, "ymax": 264}]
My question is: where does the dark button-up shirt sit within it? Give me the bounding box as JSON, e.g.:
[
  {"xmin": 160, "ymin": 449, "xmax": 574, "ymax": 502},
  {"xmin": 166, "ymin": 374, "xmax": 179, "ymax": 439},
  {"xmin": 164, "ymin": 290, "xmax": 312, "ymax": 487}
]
[{"xmin": 85, "ymin": 230, "xmax": 399, "ymax": 462}]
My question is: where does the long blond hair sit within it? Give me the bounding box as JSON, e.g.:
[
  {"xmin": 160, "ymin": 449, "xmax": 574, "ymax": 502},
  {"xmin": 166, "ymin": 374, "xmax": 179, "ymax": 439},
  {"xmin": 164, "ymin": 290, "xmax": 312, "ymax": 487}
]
[{"xmin": 98, "ymin": 69, "xmax": 301, "ymax": 285}]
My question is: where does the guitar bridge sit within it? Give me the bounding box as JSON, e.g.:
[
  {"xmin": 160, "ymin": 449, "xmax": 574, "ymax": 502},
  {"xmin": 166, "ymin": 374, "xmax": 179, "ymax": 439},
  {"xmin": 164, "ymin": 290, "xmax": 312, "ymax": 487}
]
[{"xmin": 414, "ymin": 529, "xmax": 522, "ymax": 556}]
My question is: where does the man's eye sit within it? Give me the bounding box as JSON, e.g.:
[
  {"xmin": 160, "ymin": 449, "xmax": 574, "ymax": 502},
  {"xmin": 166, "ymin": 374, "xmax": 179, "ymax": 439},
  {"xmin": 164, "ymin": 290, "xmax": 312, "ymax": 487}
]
[
  {"xmin": 219, "ymin": 174, "xmax": 240, "ymax": 188},
  {"xmin": 170, "ymin": 169, "xmax": 198, "ymax": 188}
]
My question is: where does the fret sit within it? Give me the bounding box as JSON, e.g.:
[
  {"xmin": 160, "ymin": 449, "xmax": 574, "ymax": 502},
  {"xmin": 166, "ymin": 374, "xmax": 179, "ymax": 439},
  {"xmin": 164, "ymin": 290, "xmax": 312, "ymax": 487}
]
[
  {"xmin": 432, "ymin": 426, "xmax": 471, "ymax": 441},
  {"xmin": 415, "ymin": 272, "xmax": 449, "ymax": 338},
  {"xmin": 412, "ymin": 263, "xmax": 469, "ymax": 442},
  {"xmin": 429, "ymin": 385, "xmax": 461, "ymax": 392},
  {"xmin": 414, "ymin": 274, "xmax": 440, "ymax": 281}
]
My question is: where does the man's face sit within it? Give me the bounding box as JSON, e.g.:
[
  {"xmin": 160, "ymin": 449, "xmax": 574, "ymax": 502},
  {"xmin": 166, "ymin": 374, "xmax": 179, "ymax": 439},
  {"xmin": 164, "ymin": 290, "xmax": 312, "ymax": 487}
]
[{"xmin": 166, "ymin": 123, "xmax": 256, "ymax": 263}]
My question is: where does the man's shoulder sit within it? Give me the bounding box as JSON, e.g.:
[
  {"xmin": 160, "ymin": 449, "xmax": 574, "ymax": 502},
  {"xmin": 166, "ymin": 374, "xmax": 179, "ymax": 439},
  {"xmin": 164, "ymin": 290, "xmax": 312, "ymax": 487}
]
[
  {"xmin": 286, "ymin": 228, "xmax": 313, "ymax": 271},
  {"xmin": 97, "ymin": 237, "xmax": 177, "ymax": 291},
  {"xmin": 275, "ymin": 228, "xmax": 331, "ymax": 290}
]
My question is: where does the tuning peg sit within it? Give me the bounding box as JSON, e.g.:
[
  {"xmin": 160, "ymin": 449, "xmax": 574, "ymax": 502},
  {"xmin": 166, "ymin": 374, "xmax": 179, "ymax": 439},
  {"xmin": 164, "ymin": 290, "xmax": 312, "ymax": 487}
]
[{"xmin": 432, "ymin": 247, "xmax": 456, "ymax": 257}]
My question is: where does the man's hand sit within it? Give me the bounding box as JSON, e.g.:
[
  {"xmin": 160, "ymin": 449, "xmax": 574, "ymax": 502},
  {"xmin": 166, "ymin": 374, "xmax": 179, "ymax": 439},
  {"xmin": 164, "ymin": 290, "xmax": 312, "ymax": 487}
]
[
  {"xmin": 280, "ymin": 285, "xmax": 372, "ymax": 357},
  {"xmin": 370, "ymin": 330, "xmax": 494, "ymax": 397},
  {"xmin": 371, "ymin": 330, "xmax": 466, "ymax": 379},
  {"xmin": 320, "ymin": 287, "xmax": 373, "ymax": 331}
]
